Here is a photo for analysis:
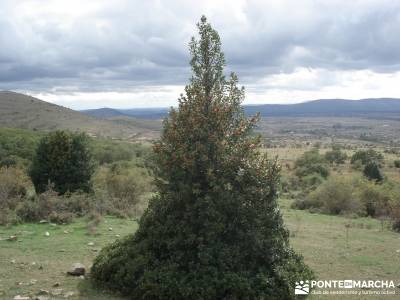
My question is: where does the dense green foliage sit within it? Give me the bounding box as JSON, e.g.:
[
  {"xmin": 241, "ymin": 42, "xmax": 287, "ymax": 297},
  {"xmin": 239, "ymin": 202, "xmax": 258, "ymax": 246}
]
[
  {"xmin": 393, "ymin": 159, "xmax": 400, "ymax": 168},
  {"xmin": 0, "ymin": 127, "xmax": 153, "ymax": 225},
  {"xmin": 91, "ymin": 16, "xmax": 313, "ymax": 299},
  {"xmin": 350, "ymin": 149, "xmax": 383, "ymax": 165},
  {"xmin": 92, "ymin": 160, "xmax": 154, "ymax": 217},
  {"xmin": 30, "ymin": 131, "xmax": 95, "ymax": 194},
  {"xmin": 298, "ymin": 177, "xmax": 362, "ymax": 215},
  {"xmin": 0, "ymin": 127, "xmax": 42, "ymax": 167},
  {"xmin": 363, "ymin": 161, "xmax": 383, "ymax": 182},
  {"xmin": 91, "ymin": 138, "xmax": 151, "ymax": 165},
  {"xmin": 295, "ymin": 148, "xmax": 329, "ymax": 180},
  {"xmin": 291, "ymin": 175, "xmax": 400, "ymax": 229},
  {"xmin": 324, "ymin": 148, "xmax": 347, "ymax": 164}
]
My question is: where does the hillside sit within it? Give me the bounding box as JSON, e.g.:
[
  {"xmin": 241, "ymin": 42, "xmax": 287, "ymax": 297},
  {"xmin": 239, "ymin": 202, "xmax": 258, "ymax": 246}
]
[
  {"xmin": 81, "ymin": 107, "xmax": 126, "ymax": 119},
  {"xmin": 81, "ymin": 98, "xmax": 400, "ymax": 119},
  {"xmin": 0, "ymin": 91, "xmax": 159, "ymax": 140},
  {"xmin": 81, "ymin": 107, "xmax": 169, "ymax": 119}
]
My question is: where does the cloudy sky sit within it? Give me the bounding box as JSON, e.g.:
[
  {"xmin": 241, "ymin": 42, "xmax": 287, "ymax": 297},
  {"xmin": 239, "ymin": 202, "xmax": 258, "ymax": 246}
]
[{"xmin": 1, "ymin": 0, "xmax": 400, "ymax": 109}]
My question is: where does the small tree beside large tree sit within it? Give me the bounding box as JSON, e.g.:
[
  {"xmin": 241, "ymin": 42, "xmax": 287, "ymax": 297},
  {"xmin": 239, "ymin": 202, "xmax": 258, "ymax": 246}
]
[
  {"xmin": 30, "ymin": 131, "xmax": 94, "ymax": 194},
  {"xmin": 91, "ymin": 16, "xmax": 313, "ymax": 299}
]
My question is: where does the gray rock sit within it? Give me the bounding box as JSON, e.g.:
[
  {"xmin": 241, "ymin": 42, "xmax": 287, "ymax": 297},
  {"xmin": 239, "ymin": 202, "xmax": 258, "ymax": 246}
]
[{"xmin": 67, "ymin": 263, "xmax": 85, "ymax": 276}]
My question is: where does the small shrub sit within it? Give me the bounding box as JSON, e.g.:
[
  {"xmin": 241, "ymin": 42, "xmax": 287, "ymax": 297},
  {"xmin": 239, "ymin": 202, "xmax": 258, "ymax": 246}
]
[
  {"xmin": 325, "ymin": 149, "xmax": 347, "ymax": 164},
  {"xmin": 49, "ymin": 211, "xmax": 74, "ymax": 224},
  {"xmin": 301, "ymin": 174, "xmax": 325, "ymax": 190},
  {"xmin": 354, "ymin": 180, "xmax": 389, "ymax": 217},
  {"xmin": 86, "ymin": 210, "xmax": 103, "ymax": 235},
  {"xmin": 350, "ymin": 149, "xmax": 383, "ymax": 165},
  {"xmin": 351, "ymin": 159, "xmax": 363, "ymax": 171},
  {"xmin": 15, "ymin": 189, "xmax": 93, "ymax": 224},
  {"xmin": 363, "ymin": 162, "xmax": 383, "ymax": 182},
  {"xmin": 15, "ymin": 198, "xmax": 42, "ymax": 222},
  {"xmin": 0, "ymin": 156, "xmax": 17, "ymax": 168},
  {"xmin": 295, "ymin": 149, "xmax": 329, "ymax": 180},
  {"xmin": 0, "ymin": 208, "xmax": 19, "ymax": 226},
  {"xmin": 305, "ymin": 177, "xmax": 362, "ymax": 215},
  {"xmin": 0, "ymin": 167, "xmax": 30, "ymax": 225},
  {"xmin": 296, "ymin": 164, "xmax": 329, "ymax": 179},
  {"xmin": 394, "ymin": 160, "xmax": 400, "ymax": 168},
  {"xmin": 387, "ymin": 186, "xmax": 400, "ymax": 232},
  {"xmin": 291, "ymin": 199, "xmax": 312, "ymax": 210},
  {"xmin": 92, "ymin": 162, "xmax": 152, "ymax": 218}
]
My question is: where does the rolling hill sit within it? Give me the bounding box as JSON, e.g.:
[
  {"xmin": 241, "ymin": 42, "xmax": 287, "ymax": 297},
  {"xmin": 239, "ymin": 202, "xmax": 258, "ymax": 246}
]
[
  {"xmin": 81, "ymin": 98, "xmax": 400, "ymax": 119},
  {"xmin": 0, "ymin": 91, "xmax": 159, "ymax": 140},
  {"xmin": 244, "ymin": 98, "xmax": 400, "ymax": 118}
]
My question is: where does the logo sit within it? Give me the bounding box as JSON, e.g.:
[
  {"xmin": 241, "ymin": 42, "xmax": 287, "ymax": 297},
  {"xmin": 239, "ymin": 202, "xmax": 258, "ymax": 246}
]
[
  {"xmin": 295, "ymin": 279, "xmax": 397, "ymax": 296},
  {"xmin": 295, "ymin": 280, "xmax": 310, "ymax": 295}
]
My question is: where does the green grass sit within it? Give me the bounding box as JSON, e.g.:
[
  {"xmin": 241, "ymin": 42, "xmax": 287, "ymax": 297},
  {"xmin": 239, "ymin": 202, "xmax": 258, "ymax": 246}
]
[
  {"xmin": 281, "ymin": 199, "xmax": 400, "ymax": 299},
  {"xmin": 0, "ymin": 206, "xmax": 399, "ymax": 299},
  {"xmin": 0, "ymin": 217, "xmax": 137, "ymax": 299}
]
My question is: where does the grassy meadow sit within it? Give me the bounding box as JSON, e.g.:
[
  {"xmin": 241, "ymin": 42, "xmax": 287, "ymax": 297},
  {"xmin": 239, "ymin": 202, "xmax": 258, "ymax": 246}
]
[{"xmin": 0, "ymin": 203, "xmax": 399, "ymax": 299}]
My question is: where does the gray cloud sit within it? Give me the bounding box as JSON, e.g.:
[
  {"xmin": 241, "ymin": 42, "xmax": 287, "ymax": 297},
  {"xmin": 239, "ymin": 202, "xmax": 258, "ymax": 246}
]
[{"xmin": 0, "ymin": 0, "xmax": 400, "ymax": 96}]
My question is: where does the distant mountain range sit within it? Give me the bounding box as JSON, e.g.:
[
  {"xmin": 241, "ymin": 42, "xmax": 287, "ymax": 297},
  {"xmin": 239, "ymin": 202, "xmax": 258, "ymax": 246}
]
[
  {"xmin": 82, "ymin": 98, "xmax": 400, "ymax": 119},
  {"xmin": 82, "ymin": 107, "xmax": 169, "ymax": 119},
  {"xmin": 81, "ymin": 98, "xmax": 400, "ymax": 119},
  {"xmin": 245, "ymin": 98, "xmax": 400, "ymax": 118}
]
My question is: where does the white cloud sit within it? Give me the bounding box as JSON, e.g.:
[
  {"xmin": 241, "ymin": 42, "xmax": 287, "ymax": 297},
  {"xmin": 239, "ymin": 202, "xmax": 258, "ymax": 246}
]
[
  {"xmin": 246, "ymin": 68, "xmax": 400, "ymax": 104},
  {"xmin": 31, "ymin": 85, "xmax": 183, "ymax": 109},
  {"xmin": 1, "ymin": 0, "xmax": 400, "ymax": 108}
]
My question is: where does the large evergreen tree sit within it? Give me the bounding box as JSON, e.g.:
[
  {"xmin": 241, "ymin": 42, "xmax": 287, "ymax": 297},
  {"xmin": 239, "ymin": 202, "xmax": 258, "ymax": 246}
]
[
  {"xmin": 30, "ymin": 131, "xmax": 94, "ymax": 194},
  {"xmin": 91, "ymin": 16, "xmax": 313, "ymax": 299}
]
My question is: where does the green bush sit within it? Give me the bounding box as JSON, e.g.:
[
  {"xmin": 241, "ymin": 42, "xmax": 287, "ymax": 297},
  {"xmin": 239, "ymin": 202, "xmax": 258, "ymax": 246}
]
[
  {"xmin": 354, "ymin": 180, "xmax": 390, "ymax": 217},
  {"xmin": 15, "ymin": 190, "xmax": 93, "ymax": 224},
  {"xmin": 0, "ymin": 127, "xmax": 41, "ymax": 162},
  {"xmin": 384, "ymin": 184, "xmax": 400, "ymax": 232},
  {"xmin": 0, "ymin": 156, "xmax": 17, "ymax": 168},
  {"xmin": 325, "ymin": 149, "xmax": 347, "ymax": 164},
  {"xmin": 294, "ymin": 177, "xmax": 362, "ymax": 216},
  {"xmin": 311, "ymin": 177, "xmax": 361, "ymax": 215},
  {"xmin": 301, "ymin": 174, "xmax": 325, "ymax": 190},
  {"xmin": 295, "ymin": 149, "xmax": 329, "ymax": 180},
  {"xmin": 91, "ymin": 139, "xmax": 151, "ymax": 165},
  {"xmin": 350, "ymin": 149, "xmax": 383, "ymax": 165},
  {"xmin": 363, "ymin": 162, "xmax": 383, "ymax": 182},
  {"xmin": 0, "ymin": 166, "xmax": 30, "ymax": 225},
  {"xmin": 30, "ymin": 131, "xmax": 95, "ymax": 194},
  {"xmin": 394, "ymin": 160, "xmax": 400, "ymax": 168},
  {"xmin": 92, "ymin": 161, "xmax": 153, "ymax": 218},
  {"xmin": 351, "ymin": 159, "xmax": 364, "ymax": 171}
]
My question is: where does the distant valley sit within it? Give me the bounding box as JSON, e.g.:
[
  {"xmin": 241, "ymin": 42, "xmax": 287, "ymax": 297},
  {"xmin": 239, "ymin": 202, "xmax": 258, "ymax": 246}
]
[{"xmin": 2, "ymin": 91, "xmax": 400, "ymax": 145}]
